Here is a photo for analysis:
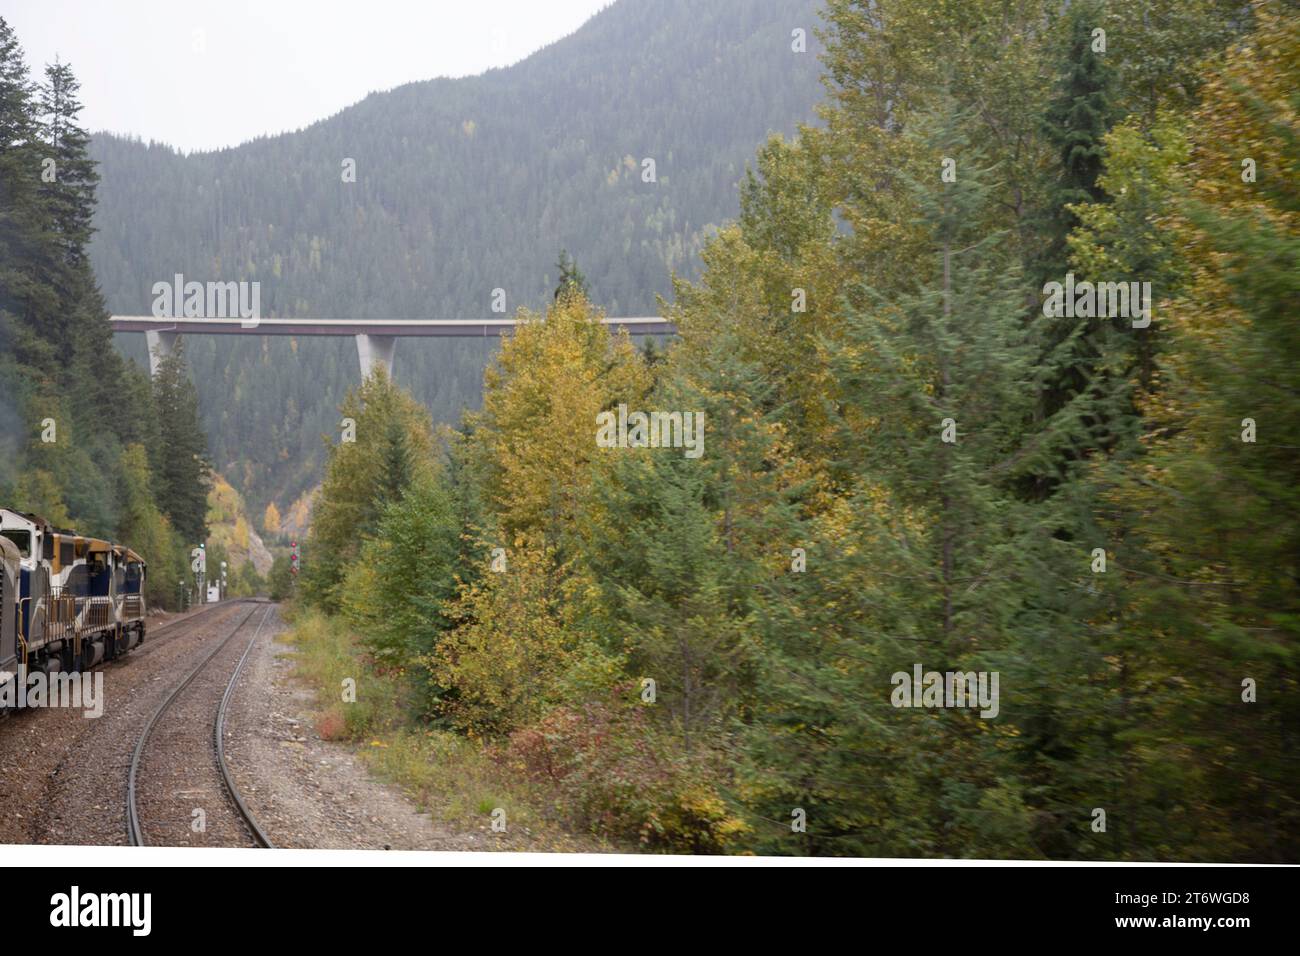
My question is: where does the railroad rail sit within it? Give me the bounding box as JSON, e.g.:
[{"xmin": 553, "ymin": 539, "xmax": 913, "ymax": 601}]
[
  {"xmin": 215, "ymin": 607, "xmax": 275, "ymax": 847},
  {"xmin": 126, "ymin": 602, "xmax": 275, "ymax": 848},
  {"xmin": 0, "ymin": 600, "xmax": 230, "ymax": 725}
]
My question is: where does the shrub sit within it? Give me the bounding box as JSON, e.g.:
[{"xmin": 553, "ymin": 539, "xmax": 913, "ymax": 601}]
[
  {"xmin": 316, "ymin": 708, "xmax": 348, "ymax": 741},
  {"xmin": 286, "ymin": 608, "xmax": 406, "ymax": 739},
  {"xmin": 428, "ymin": 542, "xmax": 576, "ymax": 735},
  {"xmin": 503, "ymin": 690, "xmax": 749, "ymax": 854}
]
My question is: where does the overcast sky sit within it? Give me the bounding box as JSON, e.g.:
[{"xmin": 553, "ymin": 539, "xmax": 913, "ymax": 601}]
[{"xmin": 5, "ymin": 0, "xmax": 612, "ymax": 153}]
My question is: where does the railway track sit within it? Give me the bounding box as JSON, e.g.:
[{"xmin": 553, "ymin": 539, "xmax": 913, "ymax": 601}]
[
  {"xmin": 124, "ymin": 598, "xmax": 235, "ymax": 659},
  {"xmin": 0, "ymin": 600, "xmax": 239, "ymax": 734},
  {"xmin": 126, "ymin": 602, "xmax": 276, "ymax": 848}
]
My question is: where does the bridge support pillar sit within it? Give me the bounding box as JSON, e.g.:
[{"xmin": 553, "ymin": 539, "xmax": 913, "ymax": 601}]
[
  {"xmin": 145, "ymin": 329, "xmax": 178, "ymax": 377},
  {"xmin": 356, "ymin": 333, "xmax": 395, "ymax": 380}
]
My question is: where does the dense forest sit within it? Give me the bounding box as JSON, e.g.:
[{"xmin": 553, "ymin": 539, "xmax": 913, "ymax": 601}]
[
  {"xmin": 88, "ymin": 0, "xmax": 826, "ymax": 518},
  {"xmin": 0, "ymin": 17, "xmax": 210, "ymax": 609},
  {"xmin": 3, "ymin": 0, "xmax": 1296, "ymax": 860},
  {"xmin": 296, "ymin": 0, "xmax": 1299, "ymax": 859}
]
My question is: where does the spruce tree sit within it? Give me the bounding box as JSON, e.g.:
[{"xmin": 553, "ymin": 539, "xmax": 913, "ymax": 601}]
[
  {"xmin": 1038, "ymin": 1, "xmax": 1115, "ymax": 285},
  {"xmin": 151, "ymin": 340, "xmax": 211, "ymax": 544},
  {"xmin": 764, "ymin": 103, "xmax": 1048, "ymax": 855},
  {"xmin": 0, "ymin": 17, "xmax": 53, "ymax": 375},
  {"xmin": 375, "ymin": 415, "xmax": 414, "ymax": 515},
  {"xmin": 553, "ymin": 249, "xmax": 588, "ymax": 302},
  {"xmin": 1100, "ymin": 10, "xmax": 1300, "ymax": 859},
  {"xmin": 1025, "ymin": 0, "xmax": 1134, "ymax": 502},
  {"xmin": 37, "ymin": 60, "xmax": 98, "ymax": 267},
  {"xmin": 303, "ymin": 367, "xmax": 435, "ymax": 609},
  {"xmin": 36, "ymin": 58, "xmax": 125, "ymax": 432}
]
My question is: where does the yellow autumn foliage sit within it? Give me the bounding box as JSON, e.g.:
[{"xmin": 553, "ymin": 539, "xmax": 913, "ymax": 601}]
[
  {"xmin": 428, "ymin": 541, "xmax": 577, "ymax": 735},
  {"xmin": 465, "ymin": 292, "xmax": 650, "ymax": 543},
  {"xmin": 263, "ymin": 502, "xmax": 282, "ymax": 535}
]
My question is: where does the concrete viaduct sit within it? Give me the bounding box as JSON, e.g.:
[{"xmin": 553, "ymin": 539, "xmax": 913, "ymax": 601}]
[{"xmin": 109, "ymin": 316, "xmax": 677, "ymax": 378}]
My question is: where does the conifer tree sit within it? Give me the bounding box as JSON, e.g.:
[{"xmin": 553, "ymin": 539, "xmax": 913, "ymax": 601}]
[
  {"xmin": 303, "ymin": 367, "xmax": 435, "ymax": 609},
  {"xmin": 0, "ymin": 17, "xmax": 53, "ymax": 376},
  {"xmin": 580, "ymin": 318, "xmax": 797, "ymax": 745},
  {"xmin": 742, "ymin": 104, "xmax": 1048, "ymax": 855},
  {"xmin": 376, "ymin": 415, "xmax": 414, "ymax": 511},
  {"xmin": 342, "ymin": 476, "xmax": 457, "ymax": 678},
  {"xmin": 1101, "ymin": 9, "xmax": 1300, "ymax": 859},
  {"xmin": 553, "ymin": 249, "xmax": 588, "ymax": 302},
  {"xmin": 116, "ymin": 443, "xmax": 185, "ymax": 609},
  {"xmin": 38, "ymin": 60, "xmax": 98, "ymax": 267},
  {"xmin": 36, "ymin": 57, "xmax": 126, "ymax": 433},
  {"xmin": 1037, "ymin": 0, "xmax": 1116, "ymax": 285},
  {"xmin": 151, "ymin": 340, "xmax": 211, "ymax": 544}
]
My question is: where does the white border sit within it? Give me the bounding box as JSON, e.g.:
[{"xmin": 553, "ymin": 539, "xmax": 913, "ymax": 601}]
[{"xmin": 0, "ymin": 844, "xmax": 1278, "ymax": 867}]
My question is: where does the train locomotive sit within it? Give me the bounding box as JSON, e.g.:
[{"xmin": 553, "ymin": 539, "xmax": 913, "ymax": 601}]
[{"xmin": 0, "ymin": 508, "xmax": 147, "ymax": 704}]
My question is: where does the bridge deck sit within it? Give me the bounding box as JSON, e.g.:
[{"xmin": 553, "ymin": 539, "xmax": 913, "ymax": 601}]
[{"xmin": 110, "ymin": 316, "xmax": 676, "ymax": 337}]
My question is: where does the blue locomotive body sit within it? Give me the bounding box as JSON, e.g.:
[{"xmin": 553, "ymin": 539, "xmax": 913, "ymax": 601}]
[{"xmin": 0, "ymin": 508, "xmax": 147, "ymax": 703}]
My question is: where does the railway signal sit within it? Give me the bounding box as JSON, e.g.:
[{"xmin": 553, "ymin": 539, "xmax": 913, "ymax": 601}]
[{"xmin": 193, "ymin": 542, "xmax": 207, "ymax": 601}]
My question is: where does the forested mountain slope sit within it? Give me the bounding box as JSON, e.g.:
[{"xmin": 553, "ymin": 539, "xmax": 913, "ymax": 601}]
[
  {"xmin": 1, "ymin": 19, "xmax": 211, "ymax": 607},
  {"xmin": 90, "ymin": 0, "xmax": 824, "ymax": 516},
  {"xmin": 295, "ymin": 0, "xmax": 1297, "ymax": 860}
]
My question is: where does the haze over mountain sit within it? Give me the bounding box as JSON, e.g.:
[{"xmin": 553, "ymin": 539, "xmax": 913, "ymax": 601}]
[{"xmin": 91, "ymin": 0, "xmax": 824, "ymax": 517}]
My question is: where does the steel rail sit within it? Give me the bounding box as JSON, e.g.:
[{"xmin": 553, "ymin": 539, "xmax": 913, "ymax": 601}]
[
  {"xmin": 214, "ymin": 604, "xmax": 275, "ymax": 848},
  {"xmin": 125, "ymin": 602, "xmax": 268, "ymax": 846}
]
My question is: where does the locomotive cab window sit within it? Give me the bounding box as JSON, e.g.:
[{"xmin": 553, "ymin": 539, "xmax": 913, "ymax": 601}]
[{"xmin": 0, "ymin": 529, "xmax": 30, "ymax": 558}]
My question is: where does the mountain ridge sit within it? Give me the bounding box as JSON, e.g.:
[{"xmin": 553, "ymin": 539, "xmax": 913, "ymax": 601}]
[{"xmin": 90, "ymin": 0, "xmax": 825, "ymax": 520}]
